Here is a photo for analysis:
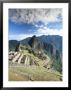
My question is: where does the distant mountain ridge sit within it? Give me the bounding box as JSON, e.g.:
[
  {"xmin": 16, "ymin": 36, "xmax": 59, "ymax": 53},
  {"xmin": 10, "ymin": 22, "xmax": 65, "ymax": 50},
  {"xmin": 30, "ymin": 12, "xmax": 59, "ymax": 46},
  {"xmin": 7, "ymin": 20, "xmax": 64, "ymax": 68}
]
[
  {"xmin": 9, "ymin": 40, "xmax": 19, "ymax": 51},
  {"xmin": 9, "ymin": 35, "xmax": 62, "ymax": 53}
]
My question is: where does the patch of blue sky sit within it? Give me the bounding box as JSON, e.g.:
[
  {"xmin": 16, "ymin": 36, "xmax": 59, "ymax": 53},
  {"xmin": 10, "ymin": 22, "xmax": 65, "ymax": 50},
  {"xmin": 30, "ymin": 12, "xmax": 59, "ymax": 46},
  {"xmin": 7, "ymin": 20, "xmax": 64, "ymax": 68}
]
[
  {"xmin": 47, "ymin": 21, "xmax": 62, "ymax": 30},
  {"xmin": 35, "ymin": 21, "xmax": 45, "ymax": 26},
  {"xmin": 9, "ymin": 20, "xmax": 37, "ymax": 35}
]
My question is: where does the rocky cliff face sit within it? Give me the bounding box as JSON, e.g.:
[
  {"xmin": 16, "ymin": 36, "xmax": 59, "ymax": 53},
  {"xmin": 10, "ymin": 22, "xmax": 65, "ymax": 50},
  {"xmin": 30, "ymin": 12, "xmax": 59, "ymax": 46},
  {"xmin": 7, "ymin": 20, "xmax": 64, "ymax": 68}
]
[
  {"xmin": 28, "ymin": 35, "xmax": 43, "ymax": 53},
  {"xmin": 15, "ymin": 42, "xmax": 22, "ymax": 52}
]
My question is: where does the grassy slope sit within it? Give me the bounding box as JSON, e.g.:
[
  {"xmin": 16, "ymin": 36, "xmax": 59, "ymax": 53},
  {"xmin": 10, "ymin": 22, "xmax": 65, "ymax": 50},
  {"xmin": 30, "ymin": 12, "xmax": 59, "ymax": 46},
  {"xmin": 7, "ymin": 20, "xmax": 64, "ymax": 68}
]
[
  {"xmin": 9, "ymin": 66, "xmax": 62, "ymax": 81},
  {"xmin": 9, "ymin": 50, "xmax": 62, "ymax": 81}
]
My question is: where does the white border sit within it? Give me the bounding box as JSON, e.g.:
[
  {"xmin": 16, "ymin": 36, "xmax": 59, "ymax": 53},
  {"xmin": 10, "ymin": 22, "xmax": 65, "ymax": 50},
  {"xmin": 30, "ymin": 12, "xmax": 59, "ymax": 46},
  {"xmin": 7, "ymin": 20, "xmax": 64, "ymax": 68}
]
[{"xmin": 3, "ymin": 3, "xmax": 68, "ymax": 87}]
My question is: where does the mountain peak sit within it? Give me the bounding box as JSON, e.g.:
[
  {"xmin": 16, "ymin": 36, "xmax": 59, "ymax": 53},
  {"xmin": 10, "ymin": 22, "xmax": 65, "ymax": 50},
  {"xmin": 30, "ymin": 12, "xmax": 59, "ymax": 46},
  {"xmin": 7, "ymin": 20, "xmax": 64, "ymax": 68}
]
[
  {"xmin": 32, "ymin": 35, "xmax": 36, "ymax": 38},
  {"xmin": 28, "ymin": 35, "xmax": 39, "ymax": 48}
]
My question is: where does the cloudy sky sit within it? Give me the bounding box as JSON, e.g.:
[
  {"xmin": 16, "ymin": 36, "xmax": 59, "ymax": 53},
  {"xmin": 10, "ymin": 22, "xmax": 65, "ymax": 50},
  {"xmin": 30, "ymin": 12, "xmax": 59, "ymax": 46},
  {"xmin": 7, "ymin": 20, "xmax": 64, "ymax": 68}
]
[{"xmin": 9, "ymin": 9, "xmax": 62, "ymax": 40}]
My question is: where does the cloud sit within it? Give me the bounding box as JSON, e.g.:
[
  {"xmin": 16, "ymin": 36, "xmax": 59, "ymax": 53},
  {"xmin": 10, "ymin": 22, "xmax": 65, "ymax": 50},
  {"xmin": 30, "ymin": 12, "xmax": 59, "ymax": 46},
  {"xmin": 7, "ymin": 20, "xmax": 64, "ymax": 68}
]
[
  {"xmin": 9, "ymin": 34, "xmax": 35, "ymax": 40},
  {"xmin": 9, "ymin": 9, "xmax": 63, "ymax": 40},
  {"xmin": 37, "ymin": 26, "xmax": 63, "ymax": 36},
  {"xmin": 9, "ymin": 27, "xmax": 63, "ymax": 40},
  {"xmin": 35, "ymin": 24, "xmax": 44, "ymax": 28},
  {"xmin": 9, "ymin": 9, "xmax": 62, "ymax": 25}
]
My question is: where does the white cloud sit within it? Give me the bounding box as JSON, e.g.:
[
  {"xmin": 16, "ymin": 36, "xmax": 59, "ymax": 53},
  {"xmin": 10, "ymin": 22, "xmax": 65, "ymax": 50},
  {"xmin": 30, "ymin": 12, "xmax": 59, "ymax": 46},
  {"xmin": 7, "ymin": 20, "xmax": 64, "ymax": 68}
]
[
  {"xmin": 9, "ymin": 34, "xmax": 34, "ymax": 40},
  {"xmin": 9, "ymin": 27, "xmax": 63, "ymax": 40},
  {"xmin": 35, "ymin": 24, "xmax": 44, "ymax": 28},
  {"xmin": 9, "ymin": 9, "xmax": 63, "ymax": 41},
  {"xmin": 9, "ymin": 9, "xmax": 62, "ymax": 25},
  {"xmin": 37, "ymin": 27, "xmax": 63, "ymax": 36}
]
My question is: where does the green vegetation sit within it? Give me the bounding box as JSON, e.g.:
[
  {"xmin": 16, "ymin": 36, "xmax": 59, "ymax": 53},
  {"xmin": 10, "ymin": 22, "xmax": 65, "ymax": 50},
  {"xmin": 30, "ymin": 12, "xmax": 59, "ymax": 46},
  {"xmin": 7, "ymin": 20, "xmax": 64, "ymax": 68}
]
[
  {"xmin": 9, "ymin": 35, "xmax": 62, "ymax": 81},
  {"xmin": 52, "ymin": 59, "xmax": 62, "ymax": 73},
  {"xmin": 9, "ymin": 49, "xmax": 62, "ymax": 81},
  {"xmin": 9, "ymin": 66, "xmax": 62, "ymax": 81}
]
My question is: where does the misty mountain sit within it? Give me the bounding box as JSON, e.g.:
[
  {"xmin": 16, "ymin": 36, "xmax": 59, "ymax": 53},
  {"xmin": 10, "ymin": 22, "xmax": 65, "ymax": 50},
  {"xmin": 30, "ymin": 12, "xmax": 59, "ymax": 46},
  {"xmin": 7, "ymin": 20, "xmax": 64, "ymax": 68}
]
[
  {"xmin": 9, "ymin": 35, "xmax": 62, "ymax": 56},
  {"xmin": 19, "ymin": 35, "xmax": 62, "ymax": 51},
  {"xmin": 38, "ymin": 35, "xmax": 62, "ymax": 52}
]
